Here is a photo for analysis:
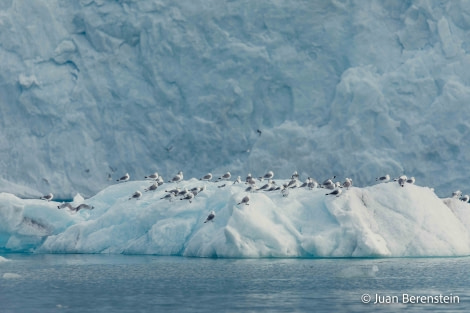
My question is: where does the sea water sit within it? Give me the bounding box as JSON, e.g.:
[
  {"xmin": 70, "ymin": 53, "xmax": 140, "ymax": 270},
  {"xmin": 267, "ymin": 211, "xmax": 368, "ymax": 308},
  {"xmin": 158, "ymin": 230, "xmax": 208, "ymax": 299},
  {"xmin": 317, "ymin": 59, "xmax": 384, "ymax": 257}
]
[{"xmin": 0, "ymin": 254, "xmax": 469, "ymax": 313}]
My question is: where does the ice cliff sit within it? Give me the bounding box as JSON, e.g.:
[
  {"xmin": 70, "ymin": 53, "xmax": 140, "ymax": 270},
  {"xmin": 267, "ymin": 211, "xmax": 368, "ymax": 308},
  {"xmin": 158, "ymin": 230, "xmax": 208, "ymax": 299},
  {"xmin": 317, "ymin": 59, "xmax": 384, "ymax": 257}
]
[
  {"xmin": 1, "ymin": 179, "xmax": 470, "ymax": 258},
  {"xmin": 1, "ymin": 0, "xmax": 470, "ymax": 198}
]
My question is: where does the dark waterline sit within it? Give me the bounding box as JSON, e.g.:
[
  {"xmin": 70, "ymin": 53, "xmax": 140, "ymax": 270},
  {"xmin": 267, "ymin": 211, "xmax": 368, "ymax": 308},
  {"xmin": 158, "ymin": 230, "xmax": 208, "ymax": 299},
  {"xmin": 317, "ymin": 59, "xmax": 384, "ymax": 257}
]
[{"xmin": 1, "ymin": 254, "xmax": 469, "ymax": 312}]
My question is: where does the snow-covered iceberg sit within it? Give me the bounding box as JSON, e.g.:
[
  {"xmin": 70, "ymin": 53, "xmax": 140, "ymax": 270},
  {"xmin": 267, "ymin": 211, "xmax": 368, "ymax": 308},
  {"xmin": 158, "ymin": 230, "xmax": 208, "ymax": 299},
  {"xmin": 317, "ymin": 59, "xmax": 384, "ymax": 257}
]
[{"xmin": 1, "ymin": 179, "xmax": 469, "ymax": 258}]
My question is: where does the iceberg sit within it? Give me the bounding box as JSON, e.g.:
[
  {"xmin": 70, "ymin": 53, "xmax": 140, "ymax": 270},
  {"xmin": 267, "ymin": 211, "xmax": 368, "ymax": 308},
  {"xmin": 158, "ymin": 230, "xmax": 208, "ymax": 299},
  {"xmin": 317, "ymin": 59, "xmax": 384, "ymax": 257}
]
[{"xmin": 1, "ymin": 179, "xmax": 469, "ymax": 258}]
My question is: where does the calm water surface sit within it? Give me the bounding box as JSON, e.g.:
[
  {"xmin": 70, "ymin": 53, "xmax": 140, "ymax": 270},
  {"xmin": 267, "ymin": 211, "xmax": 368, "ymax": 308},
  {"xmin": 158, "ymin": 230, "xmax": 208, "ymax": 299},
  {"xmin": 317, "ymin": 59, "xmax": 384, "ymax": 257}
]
[{"xmin": 0, "ymin": 254, "xmax": 469, "ymax": 312}]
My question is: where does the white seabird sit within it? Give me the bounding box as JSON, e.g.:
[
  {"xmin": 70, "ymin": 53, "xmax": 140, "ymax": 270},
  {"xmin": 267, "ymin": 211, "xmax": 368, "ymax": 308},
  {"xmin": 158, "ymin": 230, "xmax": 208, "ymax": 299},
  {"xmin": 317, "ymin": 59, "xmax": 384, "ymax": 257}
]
[
  {"xmin": 376, "ymin": 174, "xmax": 390, "ymax": 183},
  {"xmin": 180, "ymin": 192, "xmax": 194, "ymax": 203},
  {"xmin": 397, "ymin": 175, "xmax": 407, "ymax": 187},
  {"xmin": 144, "ymin": 183, "xmax": 158, "ymax": 192},
  {"xmin": 233, "ymin": 176, "xmax": 242, "ymax": 184},
  {"xmin": 342, "ymin": 178, "xmax": 352, "ymax": 189},
  {"xmin": 160, "ymin": 193, "xmax": 174, "ymax": 201},
  {"xmin": 116, "ymin": 173, "xmax": 130, "ymax": 182},
  {"xmin": 204, "ymin": 211, "xmax": 216, "ymax": 223},
  {"xmin": 165, "ymin": 187, "xmax": 180, "ymax": 195},
  {"xmin": 57, "ymin": 203, "xmax": 94, "ymax": 212},
  {"xmin": 200, "ymin": 173, "xmax": 213, "ymax": 181},
  {"xmin": 460, "ymin": 195, "xmax": 470, "ymax": 202},
  {"xmin": 281, "ymin": 186, "xmax": 289, "ymax": 197},
  {"xmin": 247, "ymin": 177, "xmax": 257, "ymax": 186},
  {"xmin": 308, "ymin": 178, "xmax": 318, "ymax": 189},
  {"xmin": 245, "ymin": 173, "xmax": 252, "ymax": 183},
  {"xmin": 40, "ymin": 193, "xmax": 54, "ymax": 202},
  {"xmin": 129, "ymin": 191, "xmax": 142, "ymax": 200},
  {"xmin": 237, "ymin": 195, "xmax": 250, "ymax": 205},
  {"xmin": 325, "ymin": 189, "xmax": 342, "ymax": 197},
  {"xmin": 218, "ymin": 171, "xmax": 231, "ymax": 181},
  {"xmin": 452, "ymin": 190, "xmax": 463, "ymax": 198},
  {"xmin": 145, "ymin": 172, "xmax": 159, "ymax": 180},
  {"xmin": 169, "ymin": 171, "xmax": 183, "ymax": 183},
  {"xmin": 259, "ymin": 179, "xmax": 273, "ymax": 191},
  {"xmin": 156, "ymin": 176, "xmax": 164, "ymax": 186},
  {"xmin": 259, "ymin": 170, "xmax": 274, "ymax": 181}
]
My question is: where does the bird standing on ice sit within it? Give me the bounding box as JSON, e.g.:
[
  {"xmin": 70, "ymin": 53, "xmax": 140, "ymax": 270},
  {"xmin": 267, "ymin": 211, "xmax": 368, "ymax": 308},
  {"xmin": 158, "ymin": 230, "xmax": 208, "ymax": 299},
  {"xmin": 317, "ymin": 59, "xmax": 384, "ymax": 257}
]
[
  {"xmin": 452, "ymin": 190, "xmax": 463, "ymax": 198},
  {"xmin": 218, "ymin": 172, "xmax": 231, "ymax": 181},
  {"xmin": 325, "ymin": 189, "xmax": 342, "ymax": 197},
  {"xmin": 376, "ymin": 174, "xmax": 390, "ymax": 183},
  {"xmin": 259, "ymin": 170, "xmax": 274, "ymax": 181},
  {"xmin": 180, "ymin": 192, "xmax": 194, "ymax": 203},
  {"xmin": 144, "ymin": 182, "xmax": 158, "ymax": 192},
  {"xmin": 40, "ymin": 193, "xmax": 54, "ymax": 201},
  {"xmin": 145, "ymin": 172, "xmax": 159, "ymax": 180},
  {"xmin": 460, "ymin": 195, "xmax": 470, "ymax": 202},
  {"xmin": 233, "ymin": 176, "xmax": 242, "ymax": 184},
  {"xmin": 200, "ymin": 173, "xmax": 212, "ymax": 181},
  {"xmin": 129, "ymin": 191, "xmax": 142, "ymax": 200},
  {"xmin": 117, "ymin": 173, "xmax": 130, "ymax": 182},
  {"xmin": 342, "ymin": 178, "xmax": 352, "ymax": 189},
  {"xmin": 169, "ymin": 171, "xmax": 183, "ymax": 183},
  {"xmin": 397, "ymin": 175, "xmax": 407, "ymax": 187},
  {"xmin": 237, "ymin": 195, "xmax": 250, "ymax": 205},
  {"xmin": 204, "ymin": 211, "xmax": 216, "ymax": 223}
]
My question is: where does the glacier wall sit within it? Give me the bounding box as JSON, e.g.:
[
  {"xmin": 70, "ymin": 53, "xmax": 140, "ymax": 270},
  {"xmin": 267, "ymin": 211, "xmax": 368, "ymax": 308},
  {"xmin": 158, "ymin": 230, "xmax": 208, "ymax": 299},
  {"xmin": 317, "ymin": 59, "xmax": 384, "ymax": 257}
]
[
  {"xmin": 1, "ymin": 0, "xmax": 470, "ymax": 198},
  {"xmin": 1, "ymin": 180, "xmax": 470, "ymax": 258}
]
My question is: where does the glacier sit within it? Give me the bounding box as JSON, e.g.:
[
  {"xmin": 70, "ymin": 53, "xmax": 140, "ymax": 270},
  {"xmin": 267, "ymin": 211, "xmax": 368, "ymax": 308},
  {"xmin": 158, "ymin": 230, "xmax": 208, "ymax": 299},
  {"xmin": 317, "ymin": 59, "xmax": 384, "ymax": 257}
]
[
  {"xmin": 1, "ymin": 1, "xmax": 470, "ymax": 199},
  {"xmin": 1, "ymin": 179, "xmax": 470, "ymax": 258}
]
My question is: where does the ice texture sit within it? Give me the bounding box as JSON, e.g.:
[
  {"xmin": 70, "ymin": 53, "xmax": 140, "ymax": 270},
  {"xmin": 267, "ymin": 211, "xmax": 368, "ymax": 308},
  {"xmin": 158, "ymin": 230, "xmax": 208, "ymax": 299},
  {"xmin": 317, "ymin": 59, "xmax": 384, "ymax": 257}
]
[
  {"xmin": 1, "ymin": 180, "xmax": 470, "ymax": 258},
  {"xmin": 1, "ymin": 1, "xmax": 470, "ymax": 198}
]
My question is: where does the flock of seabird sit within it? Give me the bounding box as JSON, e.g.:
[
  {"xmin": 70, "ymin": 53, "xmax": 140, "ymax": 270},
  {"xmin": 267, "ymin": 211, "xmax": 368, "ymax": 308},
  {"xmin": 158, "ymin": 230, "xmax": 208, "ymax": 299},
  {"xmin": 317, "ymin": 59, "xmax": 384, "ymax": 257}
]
[{"xmin": 39, "ymin": 169, "xmax": 470, "ymax": 223}]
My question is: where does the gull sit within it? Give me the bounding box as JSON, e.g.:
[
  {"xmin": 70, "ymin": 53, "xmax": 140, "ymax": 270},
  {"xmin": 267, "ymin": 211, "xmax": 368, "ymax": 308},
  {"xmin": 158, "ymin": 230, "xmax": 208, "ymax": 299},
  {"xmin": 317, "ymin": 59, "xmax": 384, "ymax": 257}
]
[
  {"xmin": 57, "ymin": 203, "xmax": 94, "ymax": 212},
  {"xmin": 245, "ymin": 185, "xmax": 258, "ymax": 193},
  {"xmin": 325, "ymin": 189, "xmax": 342, "ymax": 197},
  {"xmin": 342, "ymin": 178, "xmax": 352, "ymax": 190},
  {"xmin": 460, "ymin": 195, "xmax": 470, "ymax": 202},
  {"xmin": 169, "ymin": 171, "xmax": 183, "ymax": 183},
  {"xmin": 452, "ymin": 190, "xmax": 463, "ymax": 198},
  {"xmin": 116, "ymin": 173, "xmax": 130, "ymax": 182},
  {"xmin": 160, "ymin": 193, "xmax": 175, "ymax": 201},
  {"xmin": 200, "ymin": 173, "xmax": 213, "ymax": 181},
  {"xmin": 129, "ymin": 191, "xmax": 142, "ymax": 200},
  {"xmin": 144, "ymin": 183, "xmax": 158, "ymax": 192},
  {"xmin": 218, "ymin": 172, "xmax": 231, "ymax": 181},
  {"xmin": 259, "ymin": 170, "xmax": 274, "ymax": 181},
  {"xmin": 245, "ymin": 173, "xmax": 252, "ymax": 183},
  {"xmin": 180, "ymin": 192, "xmax": 194, "ymax": 203},
  {"xmin": 397, "ymin": 175, "xmax": 407, "ymax": 187},
  {"xmin": 233, "ymin": 176, "xmax": 242, "ymax": 184},
  {"xmin": 40, "ymin": 193, "xmax": 54, "ymax": 202},
  {"xmin": 237, "ymin": 195, "xmax": 250, "ymax": 205},
  {"xmin": 376, "ymin": 174, "xmax": 390, "ymax": 183},
  {"xmin": 204, "ymin": 211, "xmax": 216, "ymax": 223},
  {"xmin": 247, "ymin": 177, "xmax": 257, "ymax": 186},
  {"xmin": 145, "ymin": 172, "xmax": 159, "ymax": 180},
  {"xmin": 177, "ymin": 188, "xmax": 189, "ymax": 197},
  {"xmin": 165, "ymin": 187, "xmax": 180, "ymax": 195},
  {"xmin": 308, "ymin": 178, "xmax": 318, "ymax": 189},
  {"xmin": 287, "ymin": 178, "xmax": 298, "ymax": 189},
  {"xmin": 281, "ymin": 186, "xmax": 289, "ymax": 197},
  {"xmin": 259, "ymin": 180, "xmax": 273, "ymax": 191},
  {"xmin": 156, "ymin": 176, "xmax": 164, "ymax": 186}
]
